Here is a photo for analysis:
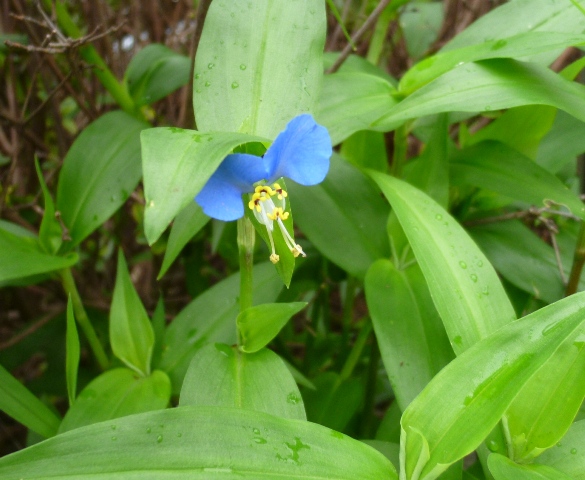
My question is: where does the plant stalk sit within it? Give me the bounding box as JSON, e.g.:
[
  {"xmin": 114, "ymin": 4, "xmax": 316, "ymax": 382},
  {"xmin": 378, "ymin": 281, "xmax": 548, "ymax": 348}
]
[
  {"xmin": 60, "ymin": 268, "xmax": 109, "ymax": 370},
  {"xmin": 237, "ymin": 217, "xmax": 255, "ymax": 344},
  {"xmin": 566, "ymin": 222, "xmax": 585, "ymax": 295}
]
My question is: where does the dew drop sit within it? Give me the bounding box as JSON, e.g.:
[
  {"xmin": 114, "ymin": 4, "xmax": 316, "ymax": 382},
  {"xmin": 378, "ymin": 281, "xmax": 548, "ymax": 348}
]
[
  {"xmin": 177, "ymin": 432, "xmax": 182, "ymax": 438},
  {"xmin": 157, "ymin": 434, "xmax": 163, "ymax": 443},
  {"xmin": 111, "ymin": 425, "xmax": 117, "ymax": 430},
  {"xmin": 287, "ymin": 392, "xmax": 301, "ymax": 405},
  {"xmin": 111, "ymin": 436, "xmax": 117, "ymax": 441},
  {"xmin": 487, "ymin": 440, "xmax": 499, "ymax": 452},
  {"xmin": 195, "ymin": 73, "xmax": 201, "ymax": 79},
  {"xmin": 470, "ymin": 274, "xmax": 478, "ymax": 283},
  {"xmin": 477, "ymin": 260, "xmax": 484, "ymax": 267},
  {"xmin": 435, "ymin": 213, "xmax": 443, "ymax": 220},
  {"xmin": 571, "ymin": 448, "xmax": 577, "ymax": 454},
  {"xmin": 253, "ymin": 428, "xmax": 260, "ymax": 435},
  {"xmin": 146, "ymin": 427, "xmax": 151, "ymax": 434},
  {"xmin": 208, "ymin": 63, "xmax": 215, "ymax": 69},
  {"xmin": 205, "ymin": 81, "xmax": 211, "ymax": 87},
  {"xmin": 485, "ymin": 105, "xmax": 492, "ymax": 111},
  {"xmin": 240, "ymin": 64, "xmax": 247, "ymax": 70},
  {"xmin": 459, "ymin": 261, "xmax": 467, "ymax": 269},
  {"xmin": 254, "ymin": 437, "xmax": 267, "ymax": 444},
  {"xmin": 231, "ymin": 82, "xmax": 239, "ymax": 89}
]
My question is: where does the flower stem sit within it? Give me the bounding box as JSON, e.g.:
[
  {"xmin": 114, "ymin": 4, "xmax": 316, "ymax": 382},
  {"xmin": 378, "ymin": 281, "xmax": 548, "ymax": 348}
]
[
  {"xmin": 60, "ymin": 268, "xmax": 109, "ymax": 370},
  {"xmin": 237, "ymin": 217, "xmax": 255, "ymax": 344}
]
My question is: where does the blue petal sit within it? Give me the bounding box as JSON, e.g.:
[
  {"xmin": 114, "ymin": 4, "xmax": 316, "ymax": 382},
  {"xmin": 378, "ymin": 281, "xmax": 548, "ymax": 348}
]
[
  {"xmin": 263, "ymin": 114, "xmax": 332, "ymax": 185},
  {"xmin": 195, "ymin": 153, "xmax": 269, "ymax": 221}
]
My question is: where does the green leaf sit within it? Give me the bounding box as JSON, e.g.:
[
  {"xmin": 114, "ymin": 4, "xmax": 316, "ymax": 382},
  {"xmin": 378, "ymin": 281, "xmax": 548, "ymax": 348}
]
[
  {"xmin": 539, "ymin": 420, "xmax": 585, "ymax": 479},
  {"xmin": 365, "ymin": 260, "xmax": 453, "ymax": 411},
  {"xmin": 110, "ymin": 251, "xmax": 155, "ymax": 376},
  {"xmin": 141, "ymin": 127, "xmax": 265, "ymax": 245},
  {"xmin": 0, "ymin": 363, "xmax": 60, "ymax": 438},
  {"xmin": 180, "ymin": 344, "xmax": 306, "ymax": 421},
  {"xmin": 443, "ymin": 0, "xmax": 585, "ymax": 64},
  {"xmin": 194, "ymin": 0, "xmax": 326, "ymax": 138},
  {"xmin": 289, "ymin": 155, "xmax": 390, "ymax": 279},
  {"xmin": 400, "ymin": 291, "xmax": 585, "ymax": 480},
  {"xmin": 465, "ymin": 106, "xmax": 556, "ymax": 159},
  {"xmin": 400, "ymin": 2, "xmax": 444, "ymax": 60},
  {"xmin": 56, "ymin": 111, "xmax": 149, "ymax": 247},
  {"xmin": 303, "ymin": 372, "xmax": 364, "ymax": 433},
  {"xmin": 58, "ymin": 368, "xmax": 171, "ymax": 433},
  {"xmin": 0, "ymin": 405, "xmax": 397, "ymax": 480},
  {"xmin": 158, "ymin": 201, "xmax": 209, "ymax": 279},
  {"xmin": 488, "ymin": 454, "xmax": 573, "ymax": 480},
  {"xmin": 505, "ymin": 336, "xmax": 585, "ymax": 461},
  {"xmin": 317, "ymin": 72, "xmax": 397, "ymax": 145},
  {"xmin": 374, "ymin": 59, "xmax": 585, "ymax": 132},
  {"xmin": 125, "ymin": 44, "xmax": 190, "ymax": 106},
  {"xmin": 369, "ymin": 172, "xmax": 516, "ymax": 354},
  {"xmin": 0, "ymin": 226, "xmax": 78, "ymax": 284},
  {"xmin": 536, "ymin": 110, "xmax": 585, "ymax": 174},
  {"xmin": 35, "ymin": 159, "xmax": 62, "ymax": 254},
  {"xmin": 151, "ymin": 297, "xmax": 166, "ymax": 368},
  {"xmin": 159, "ymin": 262, "xmax": 282, "ymax": 393},
  {"xmin": 340, "ymin": 130, "xmax": 389, "ymax": 172},
  {"xmin": 65, "ymin": 296, "xmax": 80, "ymax": 406},
  {"xmin": 238, "ymin": 302, "xmax": 307, "ymax": 353},
  {"xmin": 450, "ymin": 141, "xmax": 585, "ymax": 220},
  {"xmin": 401, "ymin": 32, "xmax": 585, "ymax": 94},
  {"xmin": 470, "ymin": 221, "xmax": 571, "ymax": 304}
]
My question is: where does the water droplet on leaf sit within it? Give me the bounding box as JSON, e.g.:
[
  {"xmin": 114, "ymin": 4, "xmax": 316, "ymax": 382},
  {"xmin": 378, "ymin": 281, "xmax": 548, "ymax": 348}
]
[{"xmin": 231, "ymin": 82, "xmax": 239, "ymax": 89}]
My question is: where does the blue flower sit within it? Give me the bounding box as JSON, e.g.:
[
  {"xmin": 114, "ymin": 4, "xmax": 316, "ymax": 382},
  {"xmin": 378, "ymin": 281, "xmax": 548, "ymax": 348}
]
[{"xmin": 195, "ymin": 114, "xmax": 332, "ymax": 222}]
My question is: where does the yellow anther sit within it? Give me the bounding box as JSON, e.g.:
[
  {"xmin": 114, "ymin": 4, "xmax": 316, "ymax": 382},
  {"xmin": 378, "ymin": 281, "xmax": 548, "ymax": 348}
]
[
  {"xmin": 272, "ymin": 183, "xmax": 288, "ymax": 200},
  {"xmin": 254, "ymin": 185, "xmax": 275, "ymax": 198},
  {"xmin": 267, "ymin": 207, "xmax": 289, "ymax": 221},
  {"xmin": 270, "ymin": 253, "xmax": 280, "ymax": 264},
  {"xmin": 291, "ymin": 244, "xmax": 305, "ymax": 258},
  {"xmin": 248, "ymin": 193, "xmax": 265, "ymax": 212}
]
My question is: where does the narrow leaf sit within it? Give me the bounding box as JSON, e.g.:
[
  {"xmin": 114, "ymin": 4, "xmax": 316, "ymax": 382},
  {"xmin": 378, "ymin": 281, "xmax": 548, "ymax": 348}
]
[
  {"xmin": 369, "ymin": 172, "xmax": 516, "ymax": 354},
  {"xmin": 238, "ymin": 302, "xmax": 307, "ymax": 353},
  {"xmin": 110, "ymin": 251, "xmax": 155, "ymax": 376},
  {"xmin": 35, "ymin": 158, "xmax": 62, "ymax": 254},
  {"xmin": 0, "ymin": 363, "xmax": 60, "ymax": 438},
  {"xmin": 539, "ymin": 420, "xmax": 585, "ymax": 479},
  {"xmin": 56, "ymin": 111, "xmax": 149, "ymax": 247},
  {"xmin": 65, "ymin": 296, "xmax": 80, "ymax": 406},
  {"xmin": 400, "ymin": 292, "xmax": 585, "ymax": 480},
  {"xmin": 488, "ymin": 453, "xmax": 573, "ymax": 480}
]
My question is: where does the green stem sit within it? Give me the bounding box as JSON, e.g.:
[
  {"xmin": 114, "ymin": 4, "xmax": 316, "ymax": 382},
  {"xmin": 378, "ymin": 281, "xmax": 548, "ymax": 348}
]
[
  {"xmin": 43, "ymin": 1, "xmax": 140, "ymax": 118},
  {"xmin": 391, "ymin": 123, "xmax": 408, "ymax": 177},
  {"xmin": 566, "ymin": 222, "xmax": 585, "ymax": 296},
  {"xmin": 340, "ymin": 276, "xmax": 357, "ymax": 349},
  {"xmin": 237, "ymin": 217, "xmax": 255, "ymax": 344},
  {"xmin": 339, "ymin": 318, "xmax": 372, "ymax": 383},
  {"xmin": 60, "ymin": 268, "xmax": 109, "ymax": 370}
]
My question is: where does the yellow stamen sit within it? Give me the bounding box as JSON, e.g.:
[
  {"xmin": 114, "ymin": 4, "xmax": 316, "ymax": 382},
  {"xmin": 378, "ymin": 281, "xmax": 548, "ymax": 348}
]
[
  {"xmin": 267, "ymin": 207, "xmax": 289, "ymax": 221},
  {"xmin": 272, "ymin": 183, "xmax": 288, "ymax": 200},
  {"xmin": 248, "ymin": 192, "xmax": 265, "ymax": 212},
  {"xmin": 255, "ymin": 185, "xmax": 275, "ymax": 198}
]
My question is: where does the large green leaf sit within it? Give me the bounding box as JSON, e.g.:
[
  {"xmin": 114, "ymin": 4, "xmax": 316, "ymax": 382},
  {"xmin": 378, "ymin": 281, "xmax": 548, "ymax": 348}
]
[
  {"xmin": 238, "ymin": 302, "xmax": 307, "ymax": 353},
  {"xmin": 400, "ymin": 292, "xmax": 585, "ymax": 480},
  {"xmin": 0, "ymin": 363, "xmax": 60, "ymax": 439},
  {"xmin": 539, "ymin": 420, "xmax": 585, "ymax": 479},
  {"xmin": 0, "ymin": 406, "xmax": 397, "ymax": 479},
  {"xmin": 450, "ymin": 141, "xmax": 585, "ymax": 219},
  {"xmin": 180, "ymin": 344, "xmax": 306, "ymax": 421},
  {"xmin": 59, "ymin": 368, "xmax": 171, "ymax": 433},
  {"xmin": 193, "ymin": 0, "xmax": 326, "ymax": 138},
  {"xmin": 442, "ymin": 0, "xmax": 585, "ymax": 63},
  {"xmin": 373, "ymin": 59, "xmax": 585, "ymax": 132},
  {"xmin": 56, "ymin": 111, "xmax": 149, "ymax": 247},
  {"xmin": 0, "ymin": 225, "xmax": 77, "ymax": 284},
  {"xmin": 125, "ymin": 44, "xmax": 190, "ymax": 106},
  {"xmin": 110, "ymin": 251, "xmax": 155, "ymax": 376},
  {"xmin": 370, "ymin": 172, "xmax": 516, "ymax": 354},
  {"xmin": 317, "ymin": 72, "xmax": 397, "ymax": 145},
  {"xmin": 401, "ymin": 32, "xmax": 585, "ymax": 94},
  {"xmin": 488, "ymin": 454, "xmax": 573, "ymax": 480},
  {"xmin": 158, "ymin": 262, "xmax": 282, "ymax": 393},
  {"xmin": 536, "ymin": 110, "xmax": 585, "ymax": 174},
  {"xmin": 289, "ymin": 155, "xmax": 390, "ymax": 279},
  {"xmin": 365, "ymin": 260, "xmax": 453, "ymax": 411},
  {"xmin": 141, "ymin": 127, "xmax": 265, "ymax": 245}
]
